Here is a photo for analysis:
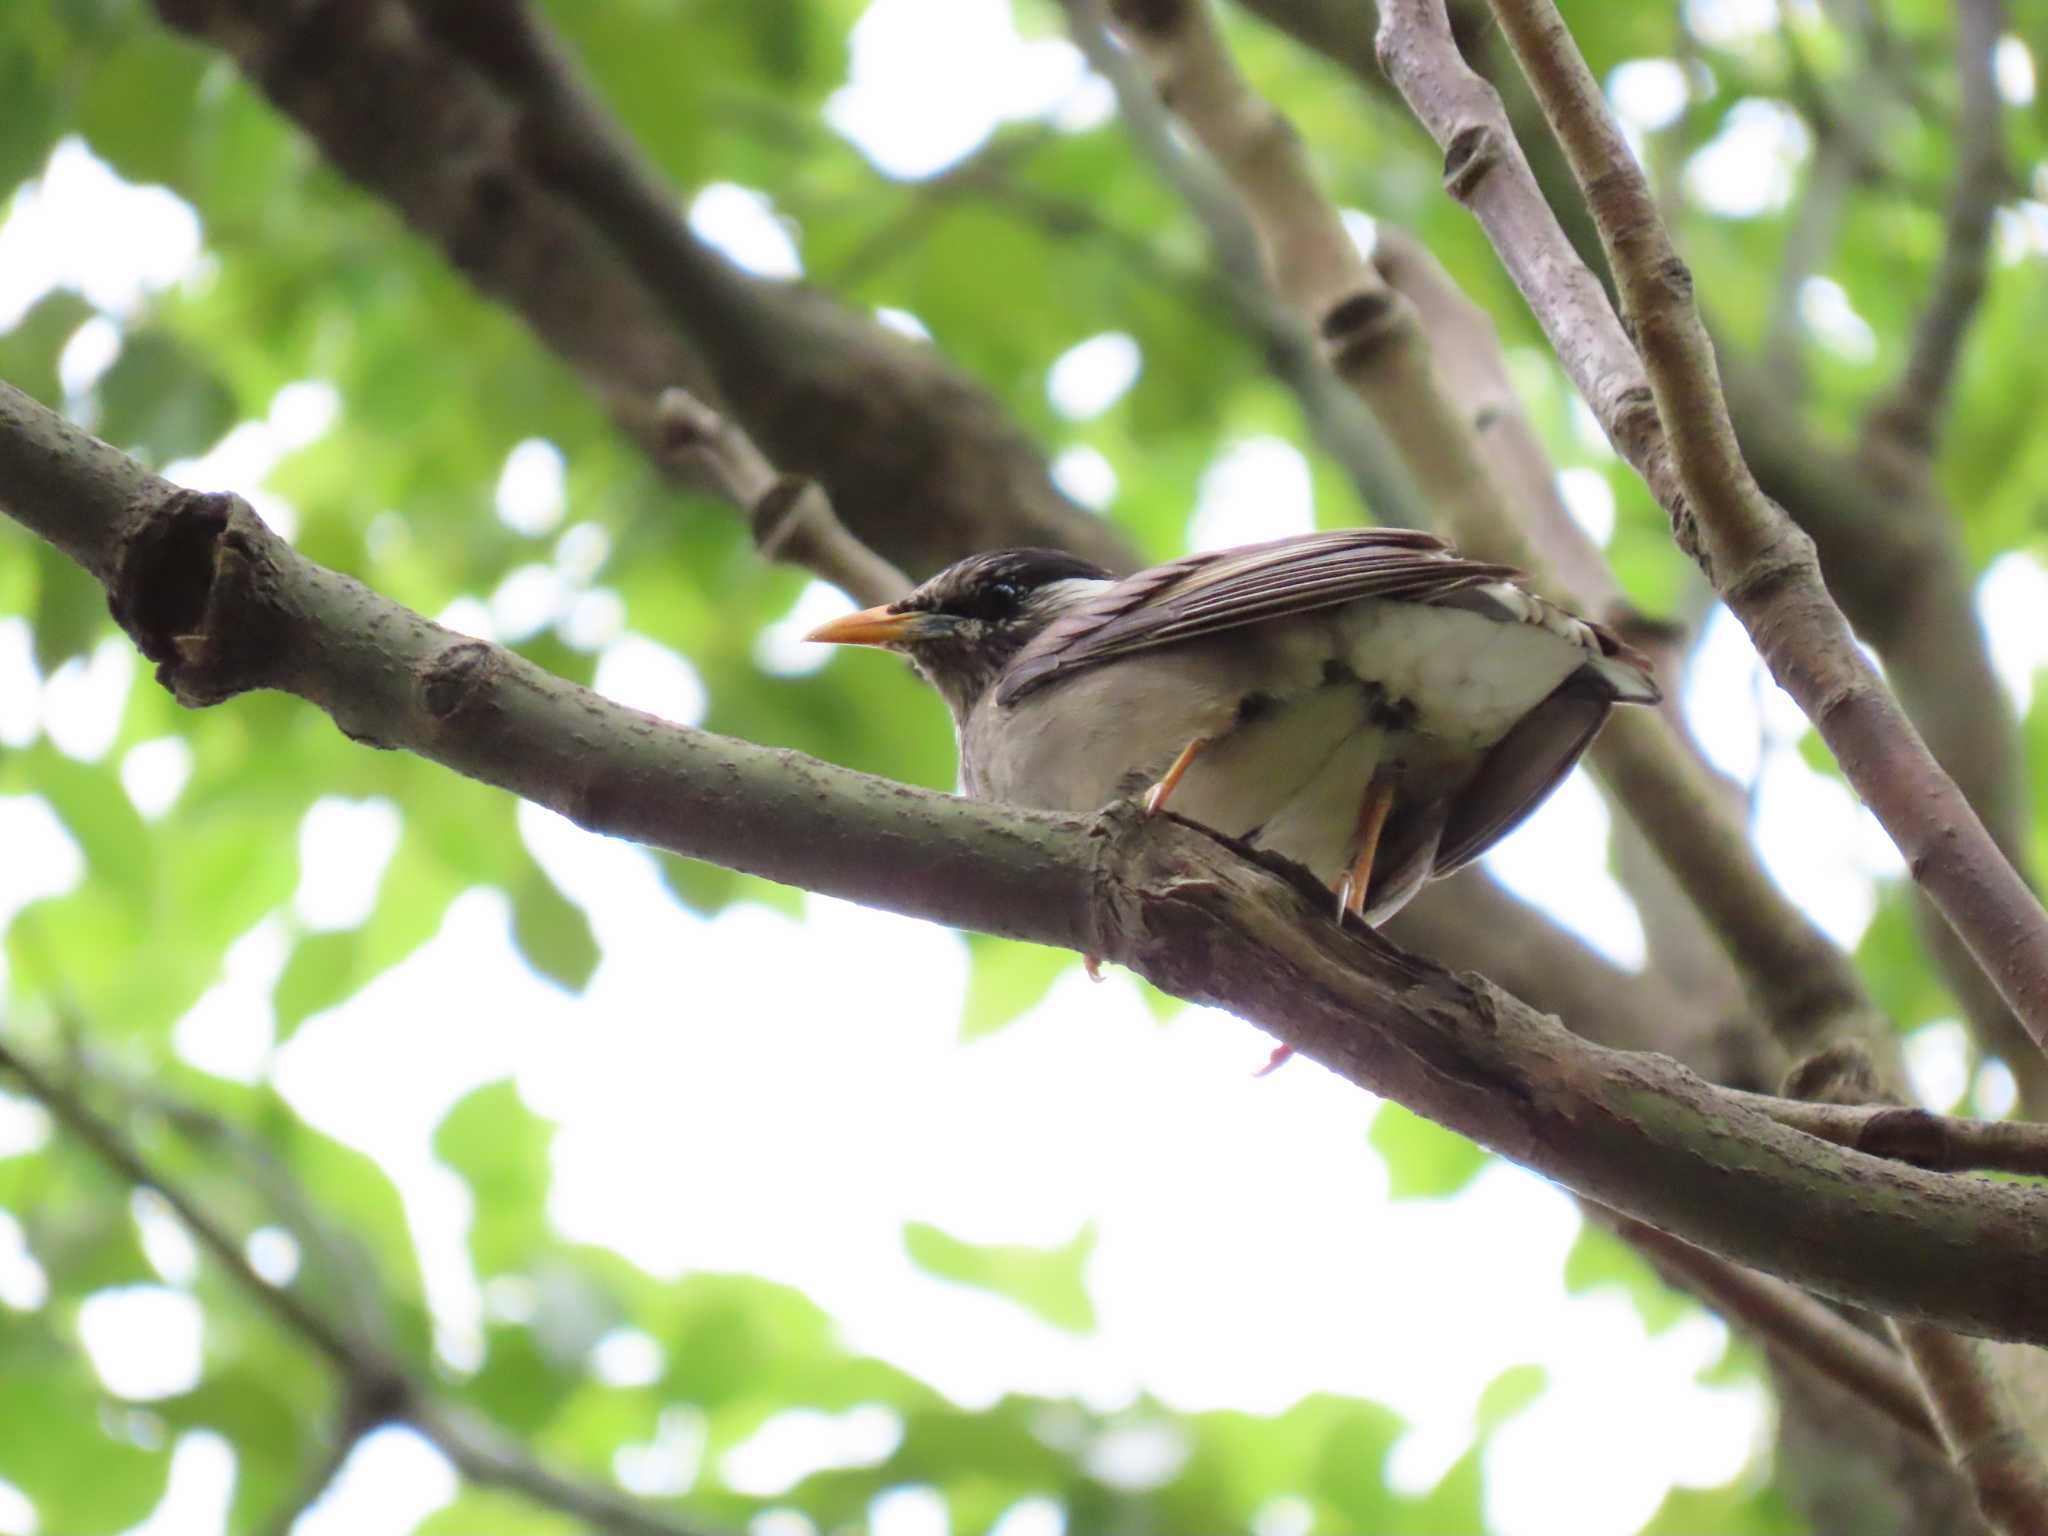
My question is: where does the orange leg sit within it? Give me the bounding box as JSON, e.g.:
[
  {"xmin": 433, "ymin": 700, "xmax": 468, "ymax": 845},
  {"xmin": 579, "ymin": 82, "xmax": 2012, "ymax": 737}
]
[
  {"xmin": 1142, "ymin": 736, "xmax": 1210, "ymax": 817},
  {"xmin": 1334, "ymin": 779, "xmax": 1396, "ymax": 922}
]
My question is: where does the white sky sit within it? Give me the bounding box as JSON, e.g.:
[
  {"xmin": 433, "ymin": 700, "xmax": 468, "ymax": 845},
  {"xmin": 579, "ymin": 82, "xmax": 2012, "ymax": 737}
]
[{"xmin": 0, "ymin": 3, "xmax": 2043, "ymax": 1534}]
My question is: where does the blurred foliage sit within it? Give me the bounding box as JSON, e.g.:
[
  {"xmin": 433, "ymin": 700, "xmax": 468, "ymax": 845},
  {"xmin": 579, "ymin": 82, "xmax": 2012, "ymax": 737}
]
[{"xmin": 0, "ymin": 0, "xmax": 2045, "ymax": 1531}]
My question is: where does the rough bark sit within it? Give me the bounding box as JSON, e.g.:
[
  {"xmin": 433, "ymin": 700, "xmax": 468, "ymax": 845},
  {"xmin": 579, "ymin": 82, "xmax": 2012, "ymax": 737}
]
[
  {"xmin": 1252, "ymin": 0, "xmax": 2048, "ymax": 1115},
  {"xmin": 148, "ymin": 0, "xmax": 1135, "ymax": 581},
  {"xmin": 7, "ymin": 381, "xmax": 2048, "ymax": 1345}
]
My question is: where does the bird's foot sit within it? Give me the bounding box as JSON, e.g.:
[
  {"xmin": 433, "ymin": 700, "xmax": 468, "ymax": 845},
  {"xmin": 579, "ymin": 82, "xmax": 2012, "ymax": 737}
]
[
  {"xmin": 1142, "ymin": 736, "xmax": 1209, "ymax": 817},
  {"xmin": 1083, "ymin": 953, "xmax": 1106, "ymax": 983},
  {"xmin": 1333, "ymin": 780, "xmax": 1395, "ymax": 922},
  {"xmin": 1254, "ymin": 1043, "xmax": 1295, "ymax": 1077}
]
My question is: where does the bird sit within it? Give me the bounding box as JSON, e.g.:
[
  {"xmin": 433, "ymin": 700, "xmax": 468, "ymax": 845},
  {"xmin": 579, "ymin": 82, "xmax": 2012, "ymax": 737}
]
[{"xmin": 808, "ymin": 528, "xmax": 1659, "ymax": 934}]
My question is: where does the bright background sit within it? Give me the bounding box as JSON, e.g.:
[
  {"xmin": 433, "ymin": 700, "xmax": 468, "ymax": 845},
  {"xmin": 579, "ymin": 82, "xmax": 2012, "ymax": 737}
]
[{"xmin": 1, "ymin": 0, "xmax": 2045, "ymax": 1533}]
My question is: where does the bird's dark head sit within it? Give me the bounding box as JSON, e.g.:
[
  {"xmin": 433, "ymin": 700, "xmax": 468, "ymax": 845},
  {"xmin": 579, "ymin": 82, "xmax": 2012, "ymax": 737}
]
[{"xmin": 806, "ymin": 548, "xmax": 1112, "ymax": 719}]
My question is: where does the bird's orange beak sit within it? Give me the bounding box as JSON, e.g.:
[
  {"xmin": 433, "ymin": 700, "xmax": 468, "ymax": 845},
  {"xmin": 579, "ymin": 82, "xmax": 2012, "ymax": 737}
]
[{"xmin": 804, "ymin": 605, "xmax": 922, "ymax": 648}]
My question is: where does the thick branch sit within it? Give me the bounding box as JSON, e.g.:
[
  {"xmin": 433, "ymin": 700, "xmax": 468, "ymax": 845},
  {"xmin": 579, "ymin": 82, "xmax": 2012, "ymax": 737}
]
[
  {"xmin": 149, "ymin": 0, "xmax": 1137, "ymax": 580},
  {"xmin": 1110, "ymin": 0, "xmax": 1884, "ymax": 1067},
  {"xmin": 8, "ymin": 384, "xmax": 2048, "ymax": 1342},
  {"xmin": 1276, "ymin": 0, "xmax": 2044, "ymax": 1113},
  {"xmin": 1468, "ymin": 0, "xmax": 2048, "ymax": 1062}
]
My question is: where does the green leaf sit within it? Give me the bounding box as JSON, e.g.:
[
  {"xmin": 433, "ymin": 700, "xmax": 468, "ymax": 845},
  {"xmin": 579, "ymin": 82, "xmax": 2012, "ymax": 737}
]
[
  {"xmin": 0, "ymin": 1312, "xmax": 171, "ymax": 1534},
  {"xmin": 1368, "ymin": 1102, "xmax": 1489, "ymax": 1201},
  {"xmin": 656, "ymin": 850, "xmax": 742, "ymax": 915},
  {"xmin": 464, "ymin": 1321, "xmax": 580, "ymax": 1435},
  {"xmin": 1855, "ymin": 883, "xmax": 1952, "ymax": 1034},
  {"xmin": 434, "ymin": 1078, "xmax": 555, "ymax": 1276},
  {"xmin": 27, "ymin": 741, "xmax": 152, "ymax": 911},
  {"xmin": 1561, "ymin": 1220, "xmax": 1691, "ymax": 1335},
  {"xmin": 1474, "ymin": 1362, "xmax": 1546, "ymax": 1432},
  {"xmin": 30, "ymin": 538, "xmax": 109, "ymax": 673},
  {"xmin": 0, "ymin": 290, "xmax": 95, "ymax": 408},
  {"xmin": 157, "ymin": 1368, "xmax": 321, "ymax": 1532},
  {"xmin": 72, "ymin": 34, "xmax": 209, "ymax": 188},
  {"xmin": 510, "ymin": 865, "xmax": 599, "ymax": 992},
  {"xmin": 1643, "ymin": 1479, "xmax": 1806, "ymax": 1536},
  {"xmin": 96, "ymin": 328, "xmax": 237, "ymax": 463},
  {"xmin": 417, "ymin": 1488, "xmax": 583, "ymax": 1536},
  {"xmin": 273, "ymin": 928, "xmax": 363, "ymax": 1038},
  {"xmin": 1309, "ymin": 1399, "xmax": 1408, "ymax": 1529},
  {"xmin": 902, "ymin": 1220, "xmax": 1096, "ymax": 1335},
  {"xmin": 959, "ymin": 933, "xmax": 1071, "ymax": 1041}
]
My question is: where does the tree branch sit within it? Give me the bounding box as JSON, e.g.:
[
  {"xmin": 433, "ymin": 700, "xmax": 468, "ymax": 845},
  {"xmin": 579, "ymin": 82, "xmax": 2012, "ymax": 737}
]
[
  {"xmin": 9, "ymin": 382, "xmax": 2048, "ymax": 1343},
  {"xmin": 1455, "ymin": 0, "xmax": 2048, "ymax": 1064},
  {"xmin": 1106, "ymin": 0, "xmax": 1889, "ymax": 1072},
  {"xmin": 1367, "ymin": 226, "xmax": 1626, "ymax": 622},
  {"xmin": 1061, "ymin": 0, "xmax": 1427, "ymax": 528},
  {"xmin": 655, "ymin": 388, "xmax": 911, "ymax": 609},
  {"xmin": 419, "ymin": 1402, "xmax": 720, "ymax": 1536},
  {"xmin": 1868, "ymin": 0, "xmax": 2010, "ymax": 456},
  {"xmin": 1730, "ymin": 1091, "xmax": 2048, "ymax": 1179},
  {"xmin": 0, "ymin": 1024, "xmax": 726, "ymax": 1536},
  {"xmin": 1604, "ymin": 1213, "xmax": 1940, "ymax": 1455},
  {"xmin": 1895, "ymin": 1324, "xmax": 2048, "ymax": 1536},
  {"xmin": 149, "ymin": 0, "xmax": 1138, "ymax": 580},
  {"xmin": 1261, "ymin": 0, "xmax": 2046, "ymax": 1116},
  {"xmin": 0, "ymin": 1034, "xmax": 384, "ymax": 1380},
  {"xmin": 1787, "ymin": 1044, "xmax": 2048, "ymax": 1534}
]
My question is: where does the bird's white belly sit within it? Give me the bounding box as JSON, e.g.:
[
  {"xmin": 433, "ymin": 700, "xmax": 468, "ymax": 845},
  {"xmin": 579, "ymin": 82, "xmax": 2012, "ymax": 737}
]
[
  {"xmin": 1339, "ymin": 602, "xmax": 1584, "ymax": 748},
  {"xmin": 963, "ymin": 599, "xmax": 1587, "ymax": 887}
]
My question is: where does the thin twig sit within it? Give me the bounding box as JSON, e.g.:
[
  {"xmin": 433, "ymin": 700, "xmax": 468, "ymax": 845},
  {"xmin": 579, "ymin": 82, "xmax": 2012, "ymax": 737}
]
[
  {"xmin": 1063, "ymin": 0, "xmax": 1426, "ymax": 526},
  {"xmin": 1604, "ymin": 1212, "xmax": 1941, "ymax": 1455},
  {"xmin": 1100, "ymin": 0, "xmax": 1528, "ymax": 561},
  {"xmin": 259, "ymin": 1409, "xmax": 382, "ymax": 1536},
  {"xmin": 76, "ymin": 1043, "xmax": 393, "ymax": 1349},
  {"xmin": 1730, "ymin": 1090, "xmax": 2048, "ymax": 1178},
  {"xmin": 11, "ymin": 383, "xmax": 2048, "ymax": 1339},
  {"xmin": 418, "ymin": 1402, "xmax": 719, "ymax": 1536},
  {"xmin": 1471, "ymin": 0, "xmax": 2048, "ymax": 1064},
  {"xmin": 0, "ymin": 1030, "xmax": 725, "ymax": 1536},
  {"xmin": 1786, "ymin": 1044, "xmax": 2048, "ymax": 1535},
  {"xmin": 1267, "ymin": 0, "xmax": 2048, "ymax": 1116},
  {"xmin": 1869, "ymin": 0, "xmax": 2009, "ymax": 454},
  {"xmin": 656, "ymin": 388, "xmax": 910, "ymax": 608},
  {"xmin": 0, "ymin": 1036, "xmax": 382, "ymax": 1378},
  {"xmin": 1895, "ymin": 1324, "xmax": 2048, "ymax": 1536},
  {"xmin": 1106, "ymin": 0, "xmax": 1890, "ymax": 1067}
]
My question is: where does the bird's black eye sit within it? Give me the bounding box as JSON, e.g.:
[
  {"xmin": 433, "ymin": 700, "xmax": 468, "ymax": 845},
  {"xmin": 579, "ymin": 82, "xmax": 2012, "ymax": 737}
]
[{"xmin": 987, "ymin": 580, "xmax": 1024, "ymax": 609}]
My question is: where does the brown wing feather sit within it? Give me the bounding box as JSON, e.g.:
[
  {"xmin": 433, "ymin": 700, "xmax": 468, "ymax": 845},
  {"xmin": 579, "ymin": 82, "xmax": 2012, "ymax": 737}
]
[{"xmin": 996, "ymin": 529, "xmax": 1517, "ymax": 706}]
